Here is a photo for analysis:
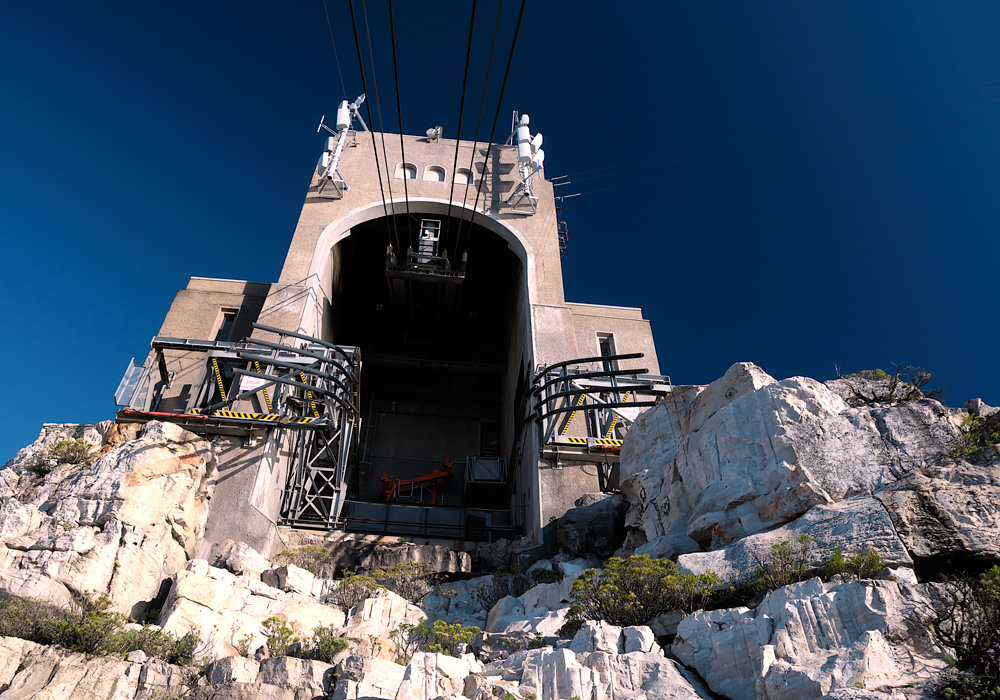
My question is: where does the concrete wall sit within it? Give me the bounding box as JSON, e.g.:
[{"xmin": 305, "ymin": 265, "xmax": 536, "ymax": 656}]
[{"xmin": 138, "ymin": 129, "xmax": 663, "ymax": 549}]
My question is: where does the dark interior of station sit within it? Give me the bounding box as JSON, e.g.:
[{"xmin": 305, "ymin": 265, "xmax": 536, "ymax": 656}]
[{"xmin": 327, "ymin": 213, "xmax": 523, "ymax": 513}]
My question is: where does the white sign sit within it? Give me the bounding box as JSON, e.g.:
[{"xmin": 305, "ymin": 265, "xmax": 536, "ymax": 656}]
[
  {"xmin": 239, "ymin": 376, "xmax": 268, "ymax": 393},
  {"xmin": 616, "ymin": 406, "xmax": 642, "ymax": 422}
]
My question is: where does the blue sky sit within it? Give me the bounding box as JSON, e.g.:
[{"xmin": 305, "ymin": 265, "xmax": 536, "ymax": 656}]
[{"xmin": 2, "ymin": 2, "xmax": 999, "ymax": 461}]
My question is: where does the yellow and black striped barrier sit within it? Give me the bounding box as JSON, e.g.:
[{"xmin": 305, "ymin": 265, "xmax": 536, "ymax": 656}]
[{"xmin": 190, "ymin": 409, "xmax": 317, "ymax": 424}]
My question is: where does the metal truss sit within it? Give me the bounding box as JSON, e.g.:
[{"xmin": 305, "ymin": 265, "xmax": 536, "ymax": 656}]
[
  {"xmin": 116, "ymin": 323, "xmax": 361, "ymax": 528},
  {"xmin": 531, "ymin": 353, "xmax": 672, "ymax": 451}
]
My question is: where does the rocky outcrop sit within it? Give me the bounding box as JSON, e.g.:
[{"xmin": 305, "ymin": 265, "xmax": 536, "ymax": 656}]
[
  {"xmin": 672, "ymin": 577, "xmax": 946, "ymax": 700},
  {"xmin": 555, "ymin": 493, "xmax": 627, "ymax": 558},
  {"xmin": 620, "ymin": 362, "xmax": 960, "ymax": 559},
  {"xmin": 877, "ymin": 447, "xmax": 1000, "ymax": 570},
  {"xmin": 0, "ymin": 421, "xmax": 213, "ymax": 618},
  {"xmin": 676, "ymin": 497, "xmax": 912, "ymax": 580},
  {"xmin": 483, "ymin": 621, "xmax": 713, "ymax": 699}
]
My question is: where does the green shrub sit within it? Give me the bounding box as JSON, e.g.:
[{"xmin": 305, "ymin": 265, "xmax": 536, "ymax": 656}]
[
  {"xmin": 295, "ymin": 624, "xmax": 349, "ymax": 663},
  {"xmin": 475, "ymin": 567, "xmax": 533, "ymax": 612},
  {"xmin": 0, "ymin": 593, "xmax": 199, "ymax": 664},
  {"xmin": 529, "ymin": 566, "xmax": 563, "ymax": 585},
  {"xmin": 260, "ymin": 618, "xmax": 349, "ymax": 663},
  {"xmin": 274, "ymin": 545, "xmax": 337, "ymax": 579},
  {"xmin": 563, "ymin": 555, "xmax": 720, "ymax": 631},
  {"xmin": 389, "ymin": 619, "xmax": 480, "ymax": 664},
  {"xmin": 27, "ymin": 439, "xmax": 93, "ymax": 475},
  {"xmin": 932, "ymin": 566, "xmax": 1000, "ymax": 698},
  {"xmin": 752, "ymin": 535, "xmax": 814, "ymax": 593},
  {"xmin": 373, "ymin": 562, "xmax": 435, "ymax": 605},
  {"xmin": 821, "ymin": 547, "xmax": 886, "ymax": 581},
  {"xmin": 262, "ymin": 616, "xmax": 298, "ymax": 657},
  {"xmin": 328, "ymin": 571, "xmax": 383, "ymax": 613},
  {"xmin": 950, "ymin": 414, "xmax": 1000, "ymax": 459}
]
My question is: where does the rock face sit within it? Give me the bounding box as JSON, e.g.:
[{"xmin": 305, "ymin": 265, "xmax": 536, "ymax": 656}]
[
  {"xmin": 2, "ymin": 360, "xmax": 997, "ymax": 699},
  {"xmin": 0, "ymin": 421, "xmax": 213, "ymax": 618},
  {"xmin": 673, "ymin": 578, "xmax": 947, "ymax": 700},
  {"xmin": 877, "ymin": 447, "xmax": 1000, "ymax": 570},
  {"xmin": 620, "ymin": 362, "xmax": 960, "ymax": 559},
  {"xmin": 556, "ymin": 493, "xmax": 627, "ymax": 558}
]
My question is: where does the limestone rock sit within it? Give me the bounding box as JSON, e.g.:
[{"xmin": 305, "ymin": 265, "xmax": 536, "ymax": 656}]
[
  {"xmin": 488, "ymin": 636, "xmax": 712, "ymax": 700},
  {"xmin": 361, "ymin": 542, "xmax": 471, "ymax": 574},
  {"xmin": 159, "ymin": 559, "xmax": 345, "ymax": 659},
  {"xmin": 672, "ymin": 578, "xmax": 947, "ymax": 700},
  {"xmin": 677, "ymin": 497, "xmax": 912, "ymax": 580},
  {"xmin": 877, "ymin": 448, "xmax": 1000, "ymax": 569},
  {"xmin": 555, "ymin": 493, "xmax": 626, "ymax": 557},
  {"xmin": 341, "ymin": 588, "xmax": 427, "ymax": 661},
  {"xmin": 217, "ymin": 540, "xmax": 272, "ymax": 579},
  {"xmin": 620, "ymin": 363, "xmax": 959, "ymax": 558},
  {"xmin": 395, "ymin": 652, "xmax": 478, "ymax": 700},
  {"xmin": 0, "ymin": 421, "xmax": 213, "ymax": 617}
]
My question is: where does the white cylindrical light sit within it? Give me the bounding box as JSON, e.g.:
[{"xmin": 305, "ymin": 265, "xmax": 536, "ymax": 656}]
[{"xmin": 336, "ymin": 100, "xmax": 351, "ymax": 130}]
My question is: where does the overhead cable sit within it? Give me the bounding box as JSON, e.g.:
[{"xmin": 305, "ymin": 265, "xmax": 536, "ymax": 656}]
[
  {"xmin": 388, "ymin": 0, "xmax": 412, "ymax": 246},
  {"xmin": 347, "ymin": 0, "xmax": 395, "ymax": 249},
  {"xmin": 360, "ymin": 0, "xmax": 403, "ymax": 257},
  {"xmin": 444, "ymin": 0, "xmax": 478, "ymax": 247},
  {"xmin": 455, "ymin": 0, "xmax": 505, "ymax": 247},
  {"xmin": 321, "ymin": 0, "xmax": 348, "ymax": 99},
  {"xmin": 467, "ymin": 0, "xmax": 528, "ymax": 229}
]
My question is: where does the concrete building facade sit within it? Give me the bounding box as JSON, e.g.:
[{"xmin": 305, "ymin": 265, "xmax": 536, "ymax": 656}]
[{"xmin": 119, "ymin": 124, "xmax": 666, "ymax": 559}]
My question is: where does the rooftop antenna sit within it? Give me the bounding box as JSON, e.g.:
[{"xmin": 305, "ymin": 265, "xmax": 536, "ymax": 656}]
[
  {"xmin": 315, "ymin": 94, "xmax": 368, "ymax": 199},
  {"xmin": 506, "ymin": 111, "xmax": 545, "ymax": 215}
]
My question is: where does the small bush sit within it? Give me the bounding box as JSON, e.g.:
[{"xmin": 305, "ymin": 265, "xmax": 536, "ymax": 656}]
[
  {"xmin": 476, "ymin": 567, "xmax": 533, "ymax": 612},
  {"xmin": 563, "ymin": 555, "xmax": 720, "ymax": 631},
  {"xmin": 950, "ymin": 414, "xmax": 1000, "ymax": 459},
  {"xmin": 821, "ymin": 547, "xmax": 886, "ymax": 581},
  {"xmin": 836, "ymin": 365, "xmax": 942, "ymax": 405},
  {"xmin": 27, "ymin": 439, "xmax": 92, "ymax": 475},
  {"xmin": 261, "ymin": 616, "xmax": 298, "ymax": 657},
  {"xmin": 373, "ymin": 562, "xmax": 435, "ymax": 605},
  {"xmin": 931, "ymin": 566, "xmax": 1000, "ymax": 698},
  {"xmin": 752, "ymin": 535, "xmax": 814, "ymax": 593},
  {"xmin": 529, "ymin": 566, "xmax": 563, "ymax": 585},
  {"xmin": 260, "ymin": 618, "xmax": 349, "ymax": 663},
  {"xmin": 328, "ymin": 571, "xmax": 383, "ymax": 613},
  {"xmin": 296, "ymin": 624, "xmax": 349, "ymax": 663},
  {"xmin": 0, "ymin": 593, "xmax": 199, "ymax": 664},
  {"xmin": 389, "ymin": 619, "xmax": 480, "ymax": 664},
  {"xmin": 274, "ymin": 545, "xmax": 337, "ymax": 579}
]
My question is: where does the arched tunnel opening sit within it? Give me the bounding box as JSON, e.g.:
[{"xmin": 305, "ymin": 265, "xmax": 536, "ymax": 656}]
[{"xmin": 325, "ymin": 211, "xmax": 530, "ymax": 539}]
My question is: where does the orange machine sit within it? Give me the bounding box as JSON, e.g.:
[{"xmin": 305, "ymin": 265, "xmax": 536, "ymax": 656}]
[{"xmin": 380, "ymin": 458, "xmax": 455, "ymax": 504}]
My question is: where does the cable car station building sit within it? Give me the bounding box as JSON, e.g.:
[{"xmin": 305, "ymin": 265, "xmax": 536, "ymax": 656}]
[{"xmin": 116, "ymin": 106, "xmax": 669, "ymax": 558}]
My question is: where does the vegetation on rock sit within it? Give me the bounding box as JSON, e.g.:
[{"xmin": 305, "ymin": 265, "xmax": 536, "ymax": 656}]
[
  {"xmin": 950, "ymin": 414, "xmax": 1000, "ymax": 459},
  {"xmin": 0, "ymin": 593, "xmax": 200, "ymax": 664},
  {"xmin": 261, "ymin": 616, "xmax": 349, "ymax": 662},
  {"xmin": 836, "ymin": 365, "xmax": 942, "ymax": 405},
  {"xmin": 931, "ymin": 566, "xmax": 1000, "ymax": 699},
  {"xmin": 389, "ymin": 619, "xmax": 480, "ymax": 664},
  {"xmin": 26, "ymin": 438, "xmax": 93, "ymax": 475}
]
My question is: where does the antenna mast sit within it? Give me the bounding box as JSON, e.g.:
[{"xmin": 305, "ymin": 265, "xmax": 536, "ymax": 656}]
[
  {"xmin": 316, "ymin": 94, "xmax": 367, "ymax": 199},
  {"xmin": 506, "ymin": 111, "xmax": 545, "ymax": 215}
]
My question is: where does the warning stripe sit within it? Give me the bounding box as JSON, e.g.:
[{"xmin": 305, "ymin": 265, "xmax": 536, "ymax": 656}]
[
  {"xmin": 300, "ymin": 372, "xmax": 320, "ymax": 418},
  {"xmin": 564, "ymin": 437, "xmax": 588, "ymax": 444},
  {"xmin": 594, "ymin": 438, "xmax": 623, "ymax": 446},
  {"xmin": 604, "ymin": 390, "xmax": 631, "ymax": 438},
  {"xmin": 211, "ymin": 358, "xmax": 227, "ymax": 401},
  {"xmin": 254, "ymin": 361, "xmax": 273, "ymax": 412},
  {"xmin": 560, "ymin": 388, "xmax": 589, "ymax": 436},
  {"xmin": 189, "ymin": 410, "xmax": 315, "ymax": 423}
]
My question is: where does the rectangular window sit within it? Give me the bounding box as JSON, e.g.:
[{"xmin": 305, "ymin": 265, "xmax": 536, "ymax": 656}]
[
  {"xmin": 597, "ymin": 332, "xmax": 618, "ymax": 373},
  {"xmin": 215, "ymin": 310, "xmax": 238, "ymax": 342}
]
